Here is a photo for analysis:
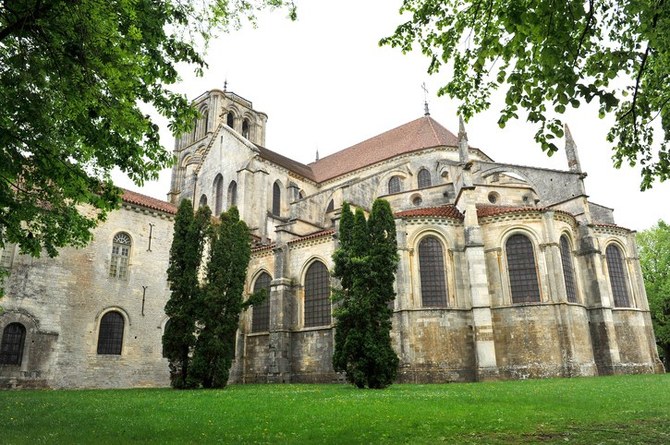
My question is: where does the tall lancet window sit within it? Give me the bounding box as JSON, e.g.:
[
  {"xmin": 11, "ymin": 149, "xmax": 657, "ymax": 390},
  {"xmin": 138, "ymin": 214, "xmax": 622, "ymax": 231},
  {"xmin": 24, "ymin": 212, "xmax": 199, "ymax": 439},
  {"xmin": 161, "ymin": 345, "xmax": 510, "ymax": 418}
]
[
  {"xmin": 213, "ymin": 174, "xmax": 224, "ymax": 215},
  {"xmin": 242, "ymin": 119, "xmax": 250, "ymax": 139},
  {"xmin": 506, "ymin": 234, "xmax": 541, "ymax": 303},
  {"xmin": 559, "ymin": 236, "xmax": 577, "ymax": 303},
  {"xmin": 304, "ymin": 261, "xmax": 331, "ymax": 327},
  {"xmin": 606, "ymin": 244, "xmax": 631, "ymax": 307},
  {"xmin": 418, "ymin": 236, "xmax": 448, "ymax": 307},
  {"xmin": 272, "ymin": 182, "xmax": 281, "ymax": 216},
  {"xmin": 251, "ymin": 272, "xmax": 272, "ymax": 333},
  {"xmin": 228, "ymin": 181, "xmax": 237, "ymax": 208}
]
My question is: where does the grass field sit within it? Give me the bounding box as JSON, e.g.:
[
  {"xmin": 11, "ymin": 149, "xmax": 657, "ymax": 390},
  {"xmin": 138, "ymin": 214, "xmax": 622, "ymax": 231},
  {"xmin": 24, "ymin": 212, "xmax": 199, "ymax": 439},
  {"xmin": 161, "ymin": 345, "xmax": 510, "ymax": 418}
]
[{"xmin": 1, "ymin": 374, "xmax": 668, "ymax": 444}]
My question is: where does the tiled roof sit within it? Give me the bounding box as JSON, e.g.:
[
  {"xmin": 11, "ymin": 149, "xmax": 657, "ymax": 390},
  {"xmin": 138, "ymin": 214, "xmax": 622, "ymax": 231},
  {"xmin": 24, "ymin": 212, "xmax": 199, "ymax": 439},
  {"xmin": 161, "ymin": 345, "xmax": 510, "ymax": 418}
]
[
  {"xmin": 288, "ymin": 229, "xmax": 335, "ymax": 244},
  {"xmin": 395, "ymin": 205, "xmax": 464, "ymax": 220},
  {"xmin": 476, "ymin": 205, "xmax": 536, "ymax": 218},
  {"xmin": 256, "ymin": 146, "xmax": 316, "ymax": 181},
  {"xmin": 309, "ymin": 116, "xmax": 461, "ymax": 182},
  {"xmin": 122, "ymin": 189, "xmax": 177, "ymax": 215},
  {"xmin": 476, "ymin": 205, "xmax": 574, "ymax": 219}
]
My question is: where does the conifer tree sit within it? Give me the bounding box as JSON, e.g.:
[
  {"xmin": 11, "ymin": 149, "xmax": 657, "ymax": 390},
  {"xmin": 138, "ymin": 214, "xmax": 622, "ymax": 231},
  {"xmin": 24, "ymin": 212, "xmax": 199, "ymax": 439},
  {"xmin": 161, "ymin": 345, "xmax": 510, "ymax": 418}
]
[
  {"xmin": 332, "ymin": 199, "xmax": 400, "ymax": 388},
  {"xmin": 191, "ymin": 207, "xmax": 252, "ymax": 388},
  {"xmin": 163, "ymin": 200, "xmax": 211, "ymax": 389}
]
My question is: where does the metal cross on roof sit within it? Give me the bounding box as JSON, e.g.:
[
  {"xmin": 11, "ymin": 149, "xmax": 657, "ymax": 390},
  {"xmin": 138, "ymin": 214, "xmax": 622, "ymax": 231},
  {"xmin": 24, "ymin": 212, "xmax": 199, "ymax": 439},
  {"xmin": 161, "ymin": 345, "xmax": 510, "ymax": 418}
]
[{"xmin": 421, "ymin": 82, "xmax": 430, "ymax": 115}]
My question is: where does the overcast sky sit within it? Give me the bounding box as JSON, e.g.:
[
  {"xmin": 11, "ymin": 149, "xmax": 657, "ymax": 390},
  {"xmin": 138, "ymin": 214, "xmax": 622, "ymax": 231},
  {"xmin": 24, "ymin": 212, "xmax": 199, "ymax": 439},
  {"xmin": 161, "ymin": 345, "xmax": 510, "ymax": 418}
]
[{"xmin": 114, "ymin": 0, "xmax": 670, "ymax": 232}]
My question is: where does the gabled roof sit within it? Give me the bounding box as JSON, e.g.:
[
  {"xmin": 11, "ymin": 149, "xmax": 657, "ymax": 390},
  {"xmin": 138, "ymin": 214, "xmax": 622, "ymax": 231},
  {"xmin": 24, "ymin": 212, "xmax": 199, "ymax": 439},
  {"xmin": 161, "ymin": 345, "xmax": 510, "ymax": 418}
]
[
  {"xmin": 308, "ymin": 116, "xmax": 461, "ymax": 182},
  {"xmin": 122, "ymin": 189, "xmax": 177, "ymax": 215},
  {"xmin": 256, "ymin": 145, "xmax": 315, "ymax": 181}
]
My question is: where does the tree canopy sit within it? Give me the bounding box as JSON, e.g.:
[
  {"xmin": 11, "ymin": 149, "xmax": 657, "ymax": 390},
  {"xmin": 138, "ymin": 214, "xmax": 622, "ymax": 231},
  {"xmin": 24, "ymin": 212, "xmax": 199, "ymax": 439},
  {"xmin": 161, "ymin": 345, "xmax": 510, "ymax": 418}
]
[
  {"xmin": 0, "ymin": 0, "xmax": 295, "ymax": 260},
  {"xmin": 637, "ymin": 220, "xmax": 670, "ymax": 370},
  {"xmin": 381, "ymin": 0, "xmax": 670, "ymax": 189}
]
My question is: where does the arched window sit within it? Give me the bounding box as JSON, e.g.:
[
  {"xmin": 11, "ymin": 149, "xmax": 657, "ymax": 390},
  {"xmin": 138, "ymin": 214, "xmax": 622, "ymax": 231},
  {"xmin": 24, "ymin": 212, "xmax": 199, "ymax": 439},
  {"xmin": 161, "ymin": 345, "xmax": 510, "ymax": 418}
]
[
  {"xmin": 272, "ymin": 182, "xmax": 281, "ymax": 216},
  {"xmin": 97, "ymin": 311, "xmax": 124, "ymax": 355},
  {"xmin": 251, "ymin": 272, "xmax": 272, "ymax": 333},
  {"xmin": 326, "ymin": 200, "xmax": 334, "ymax": 213},
  {"xmin": 109, "ymin": 232, "xmax": 131, "ymax": 279},
  {"xmin": 506, "ymin": 234, "xmax": 541, "ymax": 303},
  {"xmin": 202, "ymin": 110, "xmax": 209, "ymax": 135},
  {"xmin": 304, "ymin": 261, "xmax": 331, "ymax": 327},
  {"xmin": 0, "ymin": 323, "xmax": 26, "ymax": 365},
  {"xmin": 228, "ymin": 181, "xmax": 237, "ymax": 208},
  {"xmin": 213, "ymin": 174, "xmax": 224, "ymax": 215},
  {"xmin": 606, "ymin": 244, "xmax": 630, "ymax": 307},
  {"xmin": 418, "ymin": 236, "xmax": 448, "ymax": 307},
  {"xmin": 242, "ymin": 119, "xmax": 250, "ymax": 139},
  {"xmin": 226, "ymin": 112, "xmax": 234, "ymax": 128},
  {"xmin": 199, "ymin": 194, "xmax": 208, "ymax": 208},
  {"xmin": 559, "ymin": 236, "xmax": 577, "ymax": 303},
  {"xmin": 418, "ymin": 169, "xmax": 432, "ymax": 189},
  {"xmin": 388, "ymin": 176, "xmax": 402, "ymax": 194}
]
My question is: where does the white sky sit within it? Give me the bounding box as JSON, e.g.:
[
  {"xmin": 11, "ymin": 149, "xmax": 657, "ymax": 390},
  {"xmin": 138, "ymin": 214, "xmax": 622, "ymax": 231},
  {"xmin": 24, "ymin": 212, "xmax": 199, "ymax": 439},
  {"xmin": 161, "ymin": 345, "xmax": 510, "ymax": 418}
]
[{"xmin": 114, "ymin": 0, "xmax": 670, "ymax": 232}]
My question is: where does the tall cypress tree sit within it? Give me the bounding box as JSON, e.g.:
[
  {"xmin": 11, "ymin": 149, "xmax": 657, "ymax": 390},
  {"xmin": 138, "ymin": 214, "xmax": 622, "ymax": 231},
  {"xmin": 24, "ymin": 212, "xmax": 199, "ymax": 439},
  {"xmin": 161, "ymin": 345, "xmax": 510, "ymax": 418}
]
[
  {"xmin": 163, "ymin": 200, "xmax": 211, "ymax": 389},
  {"xmin": 332, "ymin": 199, "xmax": 400, "ymax": 388},
  {"xmin": 364, "ymin": 199, "xmax": 400, "ymax": 388},
  {"xmin": 190, "ymin": 206, "xmax": 252, "ymax": 388}
]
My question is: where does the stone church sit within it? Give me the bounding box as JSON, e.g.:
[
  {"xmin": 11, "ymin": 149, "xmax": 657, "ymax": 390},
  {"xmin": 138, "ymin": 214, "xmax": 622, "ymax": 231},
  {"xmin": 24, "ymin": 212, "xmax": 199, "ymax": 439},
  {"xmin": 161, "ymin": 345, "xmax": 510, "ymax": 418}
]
[{"xmin": 0, "ymin": 88, "xmax": 664, "ymax": 388}]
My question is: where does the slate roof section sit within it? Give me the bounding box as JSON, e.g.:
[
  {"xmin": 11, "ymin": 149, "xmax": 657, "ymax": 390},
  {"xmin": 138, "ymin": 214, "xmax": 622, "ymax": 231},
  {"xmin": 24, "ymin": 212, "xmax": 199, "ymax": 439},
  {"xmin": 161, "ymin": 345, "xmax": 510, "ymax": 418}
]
[
  {"xmin": 308, "ymin": 116, "xmax": 461, "ymax": 182},
  {"xmin": 395, "ymin": 205, "xmax": 464, "ymax": 220},
  {"xmin": 122, "ymin": 189, "xmax": 177, "ymax": 215}
]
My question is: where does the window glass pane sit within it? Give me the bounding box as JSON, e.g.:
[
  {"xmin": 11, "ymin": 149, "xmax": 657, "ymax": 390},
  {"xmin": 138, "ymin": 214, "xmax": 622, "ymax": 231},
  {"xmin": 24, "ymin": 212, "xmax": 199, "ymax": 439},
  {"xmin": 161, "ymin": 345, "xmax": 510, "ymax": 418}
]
[
  {"xmin": 110, "ymin": 233, "xmax": 131, "ymax": 279},
  {"xmin": 272, "ymin": 183, "xmax": 281, "ymax": 215},
  {"xmin": 97, "ymin": 312, "xmax": 124, "ymax": 355},
  {"xmin": 418, "ymin": 169, "xmax": 432, "ymax": 189},
  {"xmin": 418, "ymin": 236, "xmax": 448, "ymax": 307},
  {"xmin": 506, "ymin": 234, "xmax": 541, "ymax": 303},
  {"xmin": 606, "ymin": 245, "xmax": 630, "ymax": 307},
  {"xmin": 560, "ymin": 236, "xmax": 577, "ymax": 303},
  {"xmin": 252, "ymin": 273, "xmax": 272, "ymax": 332},
  {"xmin": 388, "ymin": 176, "xmax": 401, "ymax": 194},
  {"xmin": 304, "ymin": 262, "xmax": 331, "ymax": 327},
  {"xmin": 0, "ymin": 323, "xmax": 26, "ymax": 365}
]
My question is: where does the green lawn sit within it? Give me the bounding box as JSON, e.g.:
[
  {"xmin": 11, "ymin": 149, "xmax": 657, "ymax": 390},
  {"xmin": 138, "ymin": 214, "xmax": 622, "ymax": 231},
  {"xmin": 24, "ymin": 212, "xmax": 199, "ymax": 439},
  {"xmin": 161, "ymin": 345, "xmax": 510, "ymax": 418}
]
[{"xmin": 1, "ymin": 374, "xmax": 668, "ymax": 444}]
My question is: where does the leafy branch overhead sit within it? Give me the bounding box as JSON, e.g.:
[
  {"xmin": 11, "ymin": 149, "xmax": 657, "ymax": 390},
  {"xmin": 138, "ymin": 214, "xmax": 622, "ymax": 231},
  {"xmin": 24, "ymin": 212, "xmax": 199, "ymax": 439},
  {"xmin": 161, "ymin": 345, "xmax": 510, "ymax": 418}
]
[
  {"xmin": 0, "ymin": 0, "xmax": 295, "ymax": 258},
  {"xmin": 381, "ymin": 0, "xmax": 670, "ymax": 189}
]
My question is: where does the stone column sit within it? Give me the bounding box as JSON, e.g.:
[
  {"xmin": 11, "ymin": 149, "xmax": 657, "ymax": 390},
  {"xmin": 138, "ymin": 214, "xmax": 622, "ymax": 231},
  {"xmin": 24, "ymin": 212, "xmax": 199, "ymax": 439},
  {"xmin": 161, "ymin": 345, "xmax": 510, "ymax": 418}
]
[
  {"xmin": 577, "ymin": 223, "xmax": 622, "ymax": 374},
  {"xmin": 267, "ymin": 244, "xmax": 292, "ymax": 383},
  {"xmin": 541, "ymin": 212, "xmax": 579, "ymax": 375}
]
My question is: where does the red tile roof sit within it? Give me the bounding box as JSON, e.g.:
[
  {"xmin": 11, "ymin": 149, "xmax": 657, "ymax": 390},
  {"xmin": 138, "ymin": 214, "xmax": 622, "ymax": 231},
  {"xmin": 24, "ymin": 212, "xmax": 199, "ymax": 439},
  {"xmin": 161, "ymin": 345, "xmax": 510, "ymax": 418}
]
[
  {"xmin": 121, "ymin": 189, "xmax": 177, "ymax": 215},
  {"xmin": 288, "ymin": 229, "xmax": 335, "ymax": 244},
  {"xmin": 395, "ymin": 205, "xmax": 464, "ymax": 220},
  {"xmin": 309, "ymin": 116, "xmax": 461, "ymax": 182},
  {"xmin": 476, "ymin": 204, "xmax": 574, "ymax": 219}
]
